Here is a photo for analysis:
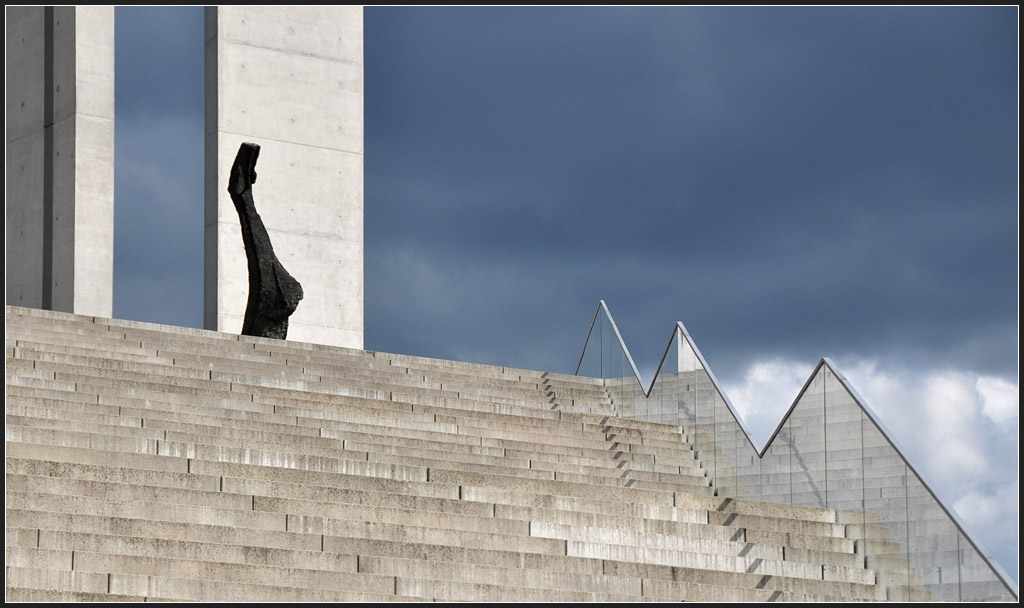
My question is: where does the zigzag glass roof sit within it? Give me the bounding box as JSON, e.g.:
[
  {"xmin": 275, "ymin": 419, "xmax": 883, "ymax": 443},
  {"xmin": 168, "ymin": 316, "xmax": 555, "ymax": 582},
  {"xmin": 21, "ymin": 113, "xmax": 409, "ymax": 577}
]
[{"xmin": 576, "ymin": 301, "xmax": 1017, "ymax": 602}]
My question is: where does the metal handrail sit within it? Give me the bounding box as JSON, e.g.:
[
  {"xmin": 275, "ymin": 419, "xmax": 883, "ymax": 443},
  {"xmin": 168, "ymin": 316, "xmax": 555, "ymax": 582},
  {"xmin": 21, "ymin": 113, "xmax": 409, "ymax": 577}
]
[{"xmin": 575, "ymin": 300, "xmax": 1018, "ymax": 599}]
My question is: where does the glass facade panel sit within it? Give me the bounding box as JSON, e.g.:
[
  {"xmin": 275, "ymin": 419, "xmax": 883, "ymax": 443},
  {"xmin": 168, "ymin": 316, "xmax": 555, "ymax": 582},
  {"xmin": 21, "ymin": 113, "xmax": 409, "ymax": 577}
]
[
  {"xmin": 761, "ymin": 422, "xmax": 793, "ymax": 504},
  {"xmin": 676, "ymin": 336, "xmax": 698, "ymax": 433},
  {"xmin": 692, "ymin": 356, "xmax": 716, "ymax": 487},
  {"xmin": 644, "ymin": 332, "xmax": 679, "ymax": 425},
  {"xmin": 733, "ymin": 424, "xmax": 761, "ymax": 502},
  {"xmin": 861, "ymin": 419, "xmax": 911, "ymax": 600},
  {"xmin": 906, "ymin": 470, "xmax": 961, "ymax": 601},
  {"xmin": 712, "ymin": 389, "xmax": 737, "ymax": 496},
  {"xmin": 575, "ymin": 303, "xmax": 1016, "ymax": 601},
  {"xmin": 823, "ymin": 366, "xmax": 865, "ymax": 513},
  {"xmin": 576, "ymin": 307, "xmax": 604, "ymax": 380},
  {"xmin": 823, "ymin": 365, "xmax": 867, "ymax": 583},
  {"xmin": 958, "ymin": 531, "xmax": 1018, "ymax": 602},
  {"xmin": 597, "ymin": 311, "xmax": 633, "ymax": 419},
  {"xmin": 788, "ymin": 365, "xmax": 827, "ymax": 509}
]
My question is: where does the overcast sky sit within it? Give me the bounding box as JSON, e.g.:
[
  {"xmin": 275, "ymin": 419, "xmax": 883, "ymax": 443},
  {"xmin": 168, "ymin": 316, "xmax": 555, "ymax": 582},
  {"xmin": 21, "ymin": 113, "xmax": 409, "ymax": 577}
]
[{"xmin": 110, "ymin": 7, "xmax": 1017, "ymax": 581}]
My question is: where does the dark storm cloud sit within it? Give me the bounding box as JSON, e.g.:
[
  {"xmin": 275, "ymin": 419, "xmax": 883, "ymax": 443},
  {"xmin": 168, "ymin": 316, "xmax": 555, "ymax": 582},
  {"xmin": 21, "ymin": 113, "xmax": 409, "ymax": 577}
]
[
  {"xmin": 364, "ymin": 7, "xmax": 1017, "ymax": 381},
  {"xmin": 113, "ymin": 7, "xmax": 204, "ymax": 328},
  {"xmin": 114, "ymin": 7, "xmax": 204, "ymax": 121}
]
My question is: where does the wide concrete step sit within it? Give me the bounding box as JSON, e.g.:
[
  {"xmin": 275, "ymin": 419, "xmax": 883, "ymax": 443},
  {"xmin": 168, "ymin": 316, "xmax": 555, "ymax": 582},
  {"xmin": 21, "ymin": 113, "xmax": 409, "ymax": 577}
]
[
  {"xmin": 4, "ymin": 389, "xmax": 622, "ymax": 456},
  {"xmin": 6, "ymin": 418, "xmax": 707, "ymax": 491},
  {"xmin": 7, "ymin": 338, "xmax": 614, "ymax": 416},
  {"xmin": 2, "ymin": 587, "xmax": 147, "ymax": 602},
  {"xmin": 604, "ymin": 560, "xmax": 885, "ymax": 601},
  {"xmin": 6, "ymin": 388, "xmax": 698, "ymax": 473},
  {"xmin": 7, "ymin": 362, "xmax": 626, "ymax": 442},
  {"xmin": 5, "ymin": 565, "xmax": 400, "ymax": 602},
  {"xmin": 6, "ymin": 305, "xmax": 884, "ymax": 601},
  {"xmin": 5, "ymin": 455, "xmax": 853, "ymax": 558},
  {"xmin": 7, "ymin": 545, "xmax": 397, "ymax": 596},
  {"xmin": 9, "ymin": 311, "xmax": 605, "ymax": 393},
  {"xmin": 8, "ymin": 352, "xmax": 607, "ymax": 423}
]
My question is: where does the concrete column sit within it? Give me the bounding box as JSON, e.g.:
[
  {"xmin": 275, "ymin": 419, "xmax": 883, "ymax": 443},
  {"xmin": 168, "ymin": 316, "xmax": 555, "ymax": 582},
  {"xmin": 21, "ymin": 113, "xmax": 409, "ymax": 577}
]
[
  {"xmin": 5, "ymin": 6, "xmax": 115, "ymax": 317},
  {"xmin": 204, "ymin": 7, "xmax": 364, "ymax": 349}
]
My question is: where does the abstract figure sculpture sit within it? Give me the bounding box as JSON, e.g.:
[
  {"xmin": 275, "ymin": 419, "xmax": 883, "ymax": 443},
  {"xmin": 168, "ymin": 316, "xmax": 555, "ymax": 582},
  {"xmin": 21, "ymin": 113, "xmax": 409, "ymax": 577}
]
[{"xmin": 228, "ymin": 142, "xmax": 304, "ymax": 339}]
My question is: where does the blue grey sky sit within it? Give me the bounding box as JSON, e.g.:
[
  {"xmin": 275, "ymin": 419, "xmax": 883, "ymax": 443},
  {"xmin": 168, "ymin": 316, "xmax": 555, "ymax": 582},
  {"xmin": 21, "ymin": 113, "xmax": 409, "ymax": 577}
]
[{"xmin": 110, "ymin": 7, "xmax": 1017, "ymax": 580}]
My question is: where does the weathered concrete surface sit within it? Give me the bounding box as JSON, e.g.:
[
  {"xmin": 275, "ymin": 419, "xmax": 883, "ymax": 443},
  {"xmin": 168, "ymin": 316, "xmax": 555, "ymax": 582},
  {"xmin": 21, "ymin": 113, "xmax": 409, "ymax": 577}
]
[
  {"xmin": 7, "ymin": 306, "xmax": 898, "ymax": 601},
  {"xmin": 5, "ymin": 7, "xmax": 114, "ymax": 317},
  {"xmin": 205, "ymin": 7, "xmax": 363, "ymax": 348}
]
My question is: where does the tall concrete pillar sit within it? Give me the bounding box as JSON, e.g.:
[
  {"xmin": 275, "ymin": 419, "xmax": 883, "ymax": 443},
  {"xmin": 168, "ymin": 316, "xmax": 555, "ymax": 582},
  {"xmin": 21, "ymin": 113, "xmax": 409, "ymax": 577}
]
[
  {"xmin": 5, "ymin": 6, "xmax": 115, "ymax": 317},
  {"xmin": 205, "ymin": 7, "xmax": 364, "ymax": 349}
]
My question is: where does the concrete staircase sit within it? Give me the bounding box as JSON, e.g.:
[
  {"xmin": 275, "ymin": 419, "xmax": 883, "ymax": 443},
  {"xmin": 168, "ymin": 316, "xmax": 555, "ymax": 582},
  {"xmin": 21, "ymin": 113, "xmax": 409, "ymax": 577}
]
[{"xmin": 5, "ymin": 305, "xmax": 886, "ymax": 601}]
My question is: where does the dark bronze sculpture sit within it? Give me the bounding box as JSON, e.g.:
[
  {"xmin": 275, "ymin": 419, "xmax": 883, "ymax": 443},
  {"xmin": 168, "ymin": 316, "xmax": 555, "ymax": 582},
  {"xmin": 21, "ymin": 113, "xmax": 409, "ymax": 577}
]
[{"xmin": 228, "ymin": 142, "xmax": 303, "ymax": 339}]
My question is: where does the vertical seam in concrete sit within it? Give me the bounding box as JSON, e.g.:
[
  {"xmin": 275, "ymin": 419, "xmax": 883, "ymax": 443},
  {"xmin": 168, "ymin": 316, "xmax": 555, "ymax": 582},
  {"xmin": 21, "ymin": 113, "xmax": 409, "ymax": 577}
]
[
  {"xmin": 823, "ymin": 372, "xmax": 828, "ymax": 509},
  {"xmin": 904, "ymin": 462, "xmax": 911, "ymax": 597},
  {"xmin": 859, "ymin": 406, "xmax": 867, "ymax": 570},
  {"xmin": 956, "ymin": 532, "xmax": 962, "ymax": 601},
  {"xmin": 788, "ymin": 422, "xmax": 793, "ymax": 506},
  {"xmin": 42, "ymin": 7, "xmax": 54, "ymax": 310}
]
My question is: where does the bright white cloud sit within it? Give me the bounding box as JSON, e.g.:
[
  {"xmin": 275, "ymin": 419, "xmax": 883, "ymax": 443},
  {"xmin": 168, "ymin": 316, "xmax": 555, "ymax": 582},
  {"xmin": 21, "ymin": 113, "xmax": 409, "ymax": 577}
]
[
  {"xmin": 954, "ymin": 480, "xmax": 1020, "ymax": 535},
  {"xmin": 722, "ymin": 358, "xmax": 814, "ymax": 446},
  {"xmin": 953, "ymin": 480, "xmax": 1020, "ymax": 580},
  {"xmin": 917, "ymin": 372, "xmax": 989, "ymax": 485},
  {"xmin": 977, "ymin": 375, "xmax": 1019, "ymax": 427},
  {"xmin": 720, "ymin": 356, "xmax": 1019, "ymax": 580}
]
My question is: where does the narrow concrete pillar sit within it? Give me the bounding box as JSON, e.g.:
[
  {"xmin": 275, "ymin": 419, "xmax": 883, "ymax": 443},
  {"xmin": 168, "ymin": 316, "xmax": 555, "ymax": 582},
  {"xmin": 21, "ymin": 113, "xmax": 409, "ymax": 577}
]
[
  {"xmin": 204, "ymin": 7, "xmax": 364, "ymax": 348},
  {"xmin": 5, "ymin": 6, "xmax": 115, "ymax": 317}
]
